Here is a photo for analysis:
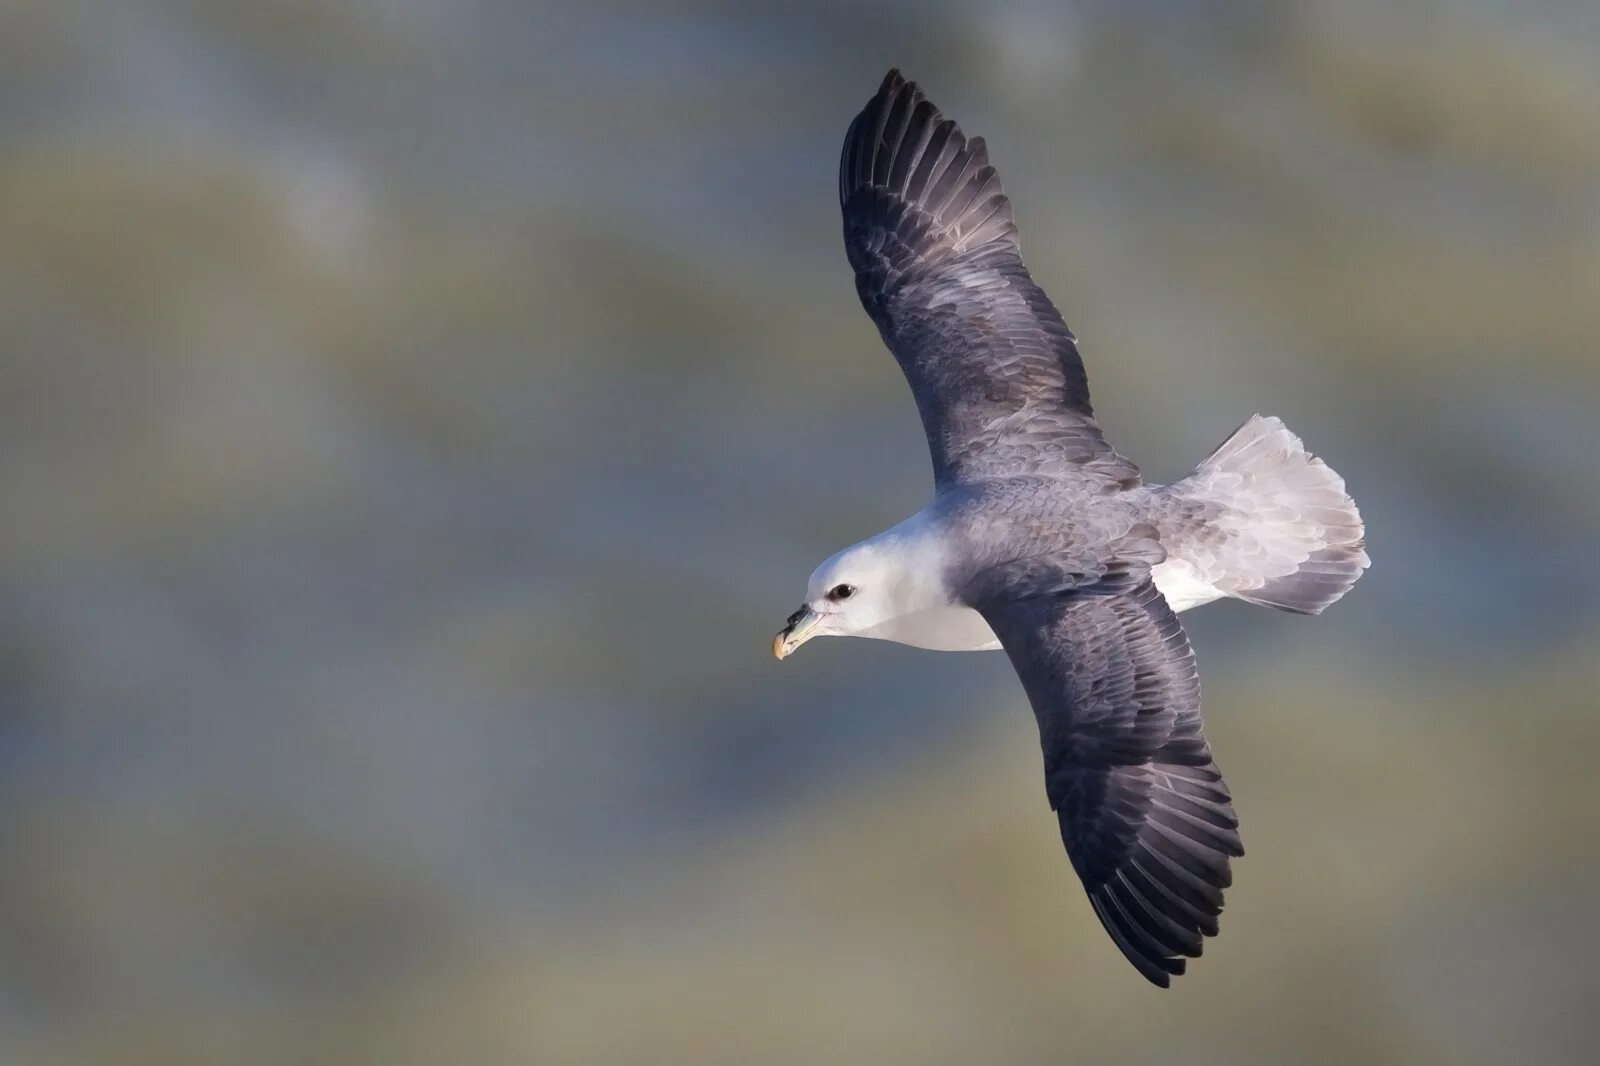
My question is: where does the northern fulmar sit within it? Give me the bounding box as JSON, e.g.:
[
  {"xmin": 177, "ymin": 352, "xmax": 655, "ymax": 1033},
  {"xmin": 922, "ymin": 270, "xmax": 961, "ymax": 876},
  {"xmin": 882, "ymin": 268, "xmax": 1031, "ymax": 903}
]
[{"xmin": 773, "ymin": 70, "xmax": 1369, "ymax": 986}]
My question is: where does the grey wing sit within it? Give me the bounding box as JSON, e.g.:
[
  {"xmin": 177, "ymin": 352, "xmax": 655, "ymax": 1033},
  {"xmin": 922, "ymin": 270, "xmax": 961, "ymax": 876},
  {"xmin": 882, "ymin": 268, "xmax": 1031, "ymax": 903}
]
[
  {"xmin": 977, "ymin": 575, "xmax": 1243, "ymax": 986},
  {"xmin": 841, "ymin": 70, "xmax": 1139, "ymax": 490}
]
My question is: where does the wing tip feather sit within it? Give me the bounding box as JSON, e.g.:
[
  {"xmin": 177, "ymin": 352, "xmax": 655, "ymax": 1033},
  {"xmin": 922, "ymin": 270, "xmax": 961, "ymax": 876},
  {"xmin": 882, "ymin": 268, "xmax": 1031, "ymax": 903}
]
[{"xmin": 841, "ymin": 70, "xmax": 1016, "ymax": 259}]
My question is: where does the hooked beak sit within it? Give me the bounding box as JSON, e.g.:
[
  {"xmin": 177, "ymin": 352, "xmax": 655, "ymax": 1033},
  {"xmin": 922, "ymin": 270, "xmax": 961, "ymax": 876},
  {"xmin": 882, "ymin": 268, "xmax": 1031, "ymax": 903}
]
[{"xmin": 773, "ymin": 605, "xmax": 823, "ymax": 660}]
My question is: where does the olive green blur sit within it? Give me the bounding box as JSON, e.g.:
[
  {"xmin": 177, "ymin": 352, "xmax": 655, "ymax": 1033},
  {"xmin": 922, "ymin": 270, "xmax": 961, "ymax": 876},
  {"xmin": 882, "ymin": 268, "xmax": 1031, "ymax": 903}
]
[{"xmin": 2, "ymin": 2, "xmax": 1597, "ymax": 1063}]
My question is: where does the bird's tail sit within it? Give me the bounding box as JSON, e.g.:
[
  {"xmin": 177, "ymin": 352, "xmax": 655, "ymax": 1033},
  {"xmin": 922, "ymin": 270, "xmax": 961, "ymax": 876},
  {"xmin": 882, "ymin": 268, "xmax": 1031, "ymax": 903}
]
[{"xmin": 1176, "ymin": 415, "xmax": 1369, "ymax": 615}]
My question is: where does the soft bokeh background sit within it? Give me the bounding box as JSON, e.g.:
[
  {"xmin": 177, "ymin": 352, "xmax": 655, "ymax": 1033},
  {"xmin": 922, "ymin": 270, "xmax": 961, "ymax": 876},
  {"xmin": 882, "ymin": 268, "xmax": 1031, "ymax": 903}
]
[{"xmin": 3, "ymin": 1, "xmax": 1598, "ymax": 1062}]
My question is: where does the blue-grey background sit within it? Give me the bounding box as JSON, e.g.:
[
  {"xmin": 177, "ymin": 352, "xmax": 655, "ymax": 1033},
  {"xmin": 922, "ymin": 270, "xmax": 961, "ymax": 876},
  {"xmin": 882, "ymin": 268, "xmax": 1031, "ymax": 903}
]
[{"xmin": 3, "ymin": 1, "xmax": 1598, "ymax": 1063}]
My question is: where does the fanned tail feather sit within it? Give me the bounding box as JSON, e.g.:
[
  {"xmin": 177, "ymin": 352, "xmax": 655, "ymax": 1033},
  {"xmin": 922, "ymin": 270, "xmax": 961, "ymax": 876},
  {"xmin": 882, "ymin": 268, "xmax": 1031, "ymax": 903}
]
[{"xmin": 1182, "ymin": 415, "xmax": 1370, "ymax": 615}]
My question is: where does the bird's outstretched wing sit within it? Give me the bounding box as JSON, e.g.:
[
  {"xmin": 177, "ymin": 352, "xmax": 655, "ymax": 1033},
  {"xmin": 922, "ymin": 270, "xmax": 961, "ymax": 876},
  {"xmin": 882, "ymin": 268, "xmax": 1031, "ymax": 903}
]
[
  {"xmin": 841, "ymin": 70, "xmax": 1139, "ymax": 490},
  {"xmin": 976, "ymin": 575, "xmax": 1243, "ymax": 986}
]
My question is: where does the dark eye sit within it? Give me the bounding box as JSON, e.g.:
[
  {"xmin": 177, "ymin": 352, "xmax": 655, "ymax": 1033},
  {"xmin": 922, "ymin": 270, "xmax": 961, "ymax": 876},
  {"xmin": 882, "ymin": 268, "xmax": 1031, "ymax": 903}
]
[{"xmin": 827, "ymin": 583, "xmax": 857, "ymax": 602}]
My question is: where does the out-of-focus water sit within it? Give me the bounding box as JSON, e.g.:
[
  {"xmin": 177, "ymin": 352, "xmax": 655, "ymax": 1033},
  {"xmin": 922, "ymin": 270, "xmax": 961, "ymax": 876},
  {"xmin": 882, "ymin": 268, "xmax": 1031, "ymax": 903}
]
[{"xmin": 2, "ymin": 2, "xmax": 1598, "ymax": 1063}]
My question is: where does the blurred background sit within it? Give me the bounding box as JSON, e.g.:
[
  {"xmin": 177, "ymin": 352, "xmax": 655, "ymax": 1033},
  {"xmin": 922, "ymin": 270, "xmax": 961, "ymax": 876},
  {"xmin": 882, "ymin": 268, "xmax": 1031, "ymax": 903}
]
[{"xmin": 2, "ymin": 1, "xmax": 1598, "ymax": 1062}]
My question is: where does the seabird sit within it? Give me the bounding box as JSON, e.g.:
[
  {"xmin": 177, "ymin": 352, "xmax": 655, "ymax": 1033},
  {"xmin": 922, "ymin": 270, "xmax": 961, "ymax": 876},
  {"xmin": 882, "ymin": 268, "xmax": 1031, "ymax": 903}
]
[{"xmin": 774, "ymin": 70, "xmax": 1369, "ymax": 986}]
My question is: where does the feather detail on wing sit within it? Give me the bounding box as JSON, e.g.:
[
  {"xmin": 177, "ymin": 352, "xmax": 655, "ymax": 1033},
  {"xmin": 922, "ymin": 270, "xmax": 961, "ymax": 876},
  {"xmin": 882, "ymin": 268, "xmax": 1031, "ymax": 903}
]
[
  {"xmin": 841, "ymin": 70, "xmax": 1139, "ymax": 490},
  {"xmin": 977, "ymin": 575, "xmax": 1242, "ymax": 986}
]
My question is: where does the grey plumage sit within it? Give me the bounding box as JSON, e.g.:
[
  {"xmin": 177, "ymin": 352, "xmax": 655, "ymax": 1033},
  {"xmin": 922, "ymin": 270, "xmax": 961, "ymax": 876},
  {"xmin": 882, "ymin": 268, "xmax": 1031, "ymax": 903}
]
[
  {"xmin": 1159, "ymin": 414, "xmax": 1372, "ymax": 615},
  {"xmin": 832, "ymin": 71, "xmax": 1369, "ymax": 985},
  {"xmin": 842, "ymin": 70, "xmax": 1140, "ymax": 491},
  {"xmin": 980, "ymin": 574, "xmax": 1240, "ymax": 986}
]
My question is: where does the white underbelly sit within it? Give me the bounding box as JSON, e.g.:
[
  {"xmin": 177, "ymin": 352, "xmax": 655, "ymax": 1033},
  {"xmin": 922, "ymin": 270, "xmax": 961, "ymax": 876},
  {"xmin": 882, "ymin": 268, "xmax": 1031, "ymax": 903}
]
[
  {"xmin": 1151, "ymin": 558, "xmax": 1225, "ymax": 612},
  {"xmin": 859, "ymin": 605, "xmax": 1002, "ymax": 651},
  {"xmin": 858, "ymin": 563, "xmax": 1222, "ymax": 653}
]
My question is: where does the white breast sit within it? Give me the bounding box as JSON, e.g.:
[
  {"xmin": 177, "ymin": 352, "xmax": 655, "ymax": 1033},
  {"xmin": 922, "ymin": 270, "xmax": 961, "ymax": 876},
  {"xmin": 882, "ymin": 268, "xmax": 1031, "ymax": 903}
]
[
  {"xmin": 855, "ymin": 562, "xmax": 1222, "ymax": 653},
  {"xmin": 858, "ymin": 605, "xmax": 1003, "ymax": 651}
]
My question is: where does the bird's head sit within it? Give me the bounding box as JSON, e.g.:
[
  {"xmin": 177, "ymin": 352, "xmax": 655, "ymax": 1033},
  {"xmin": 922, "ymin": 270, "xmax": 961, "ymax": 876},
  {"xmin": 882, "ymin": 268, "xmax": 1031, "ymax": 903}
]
[{"xmin": 773, "ymin": 538, "xmax": 938, "ymax": 659}]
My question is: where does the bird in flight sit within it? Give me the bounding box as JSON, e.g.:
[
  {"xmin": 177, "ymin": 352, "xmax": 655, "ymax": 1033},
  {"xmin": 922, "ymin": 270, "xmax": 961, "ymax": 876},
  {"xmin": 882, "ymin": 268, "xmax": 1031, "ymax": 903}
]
[{"xmin": 774, "ymin": 70, "xmax": 1369, "ymax": 986}]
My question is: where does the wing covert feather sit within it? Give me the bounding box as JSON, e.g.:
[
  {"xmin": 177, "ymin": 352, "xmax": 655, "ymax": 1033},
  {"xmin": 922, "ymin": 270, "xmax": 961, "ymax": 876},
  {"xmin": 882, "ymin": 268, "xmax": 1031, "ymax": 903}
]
[
  {"xmin": 978, "ymin": 577, "xmax": 1243, "ymax": 986},
  {"xmin": 840, "ymin": 71, "xmax": 1139, "ymax": 489}
]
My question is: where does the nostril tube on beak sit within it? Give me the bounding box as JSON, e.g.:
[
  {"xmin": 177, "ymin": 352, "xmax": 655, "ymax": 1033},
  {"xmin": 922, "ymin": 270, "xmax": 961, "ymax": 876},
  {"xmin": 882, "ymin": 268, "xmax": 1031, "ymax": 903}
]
[{"xmin": 773, "ymin": 604, "xmax": 821, "ymax": 660}]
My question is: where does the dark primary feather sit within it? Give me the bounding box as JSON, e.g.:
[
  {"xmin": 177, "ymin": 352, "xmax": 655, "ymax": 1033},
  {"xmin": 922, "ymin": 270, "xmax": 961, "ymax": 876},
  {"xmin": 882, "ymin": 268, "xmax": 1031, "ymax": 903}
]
[
  {"xmin": 840, "ymin": 70, "xmax": 1140, "ymax": 490},
  {"xmin": 977, "ymin": 575, "xmax": 1244, "ymax": 987},
  {"xmin": 839, "ymin": 69, "xmax": 1244, "ymax": 986}
]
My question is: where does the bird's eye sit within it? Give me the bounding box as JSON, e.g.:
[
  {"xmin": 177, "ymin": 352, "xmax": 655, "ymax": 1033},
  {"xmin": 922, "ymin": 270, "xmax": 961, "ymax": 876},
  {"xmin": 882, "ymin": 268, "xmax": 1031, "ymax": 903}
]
[{"xmin": 827, "ymin": 583, "xmax": 857, "ymax": 601}]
